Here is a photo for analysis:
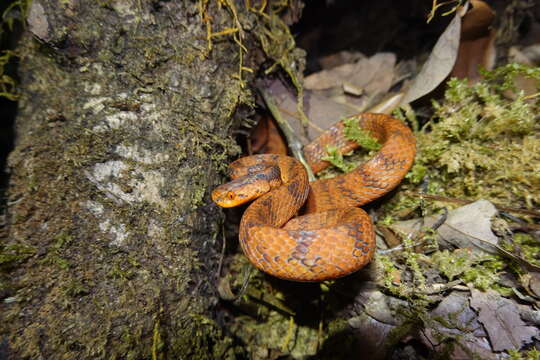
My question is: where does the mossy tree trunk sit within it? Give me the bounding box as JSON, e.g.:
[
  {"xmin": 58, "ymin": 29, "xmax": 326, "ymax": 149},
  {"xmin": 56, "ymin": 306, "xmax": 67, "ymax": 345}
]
[{"xmin": 0, "ymin": 0, "xmax": 298, "ymax": 358}]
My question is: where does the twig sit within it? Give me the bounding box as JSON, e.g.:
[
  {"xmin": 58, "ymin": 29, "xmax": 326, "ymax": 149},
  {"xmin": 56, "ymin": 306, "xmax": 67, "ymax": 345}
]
[
  {"xmin": 442, "ymin": 222, "xmax": 540, "ymax": 272},
  {"xmin": 235, "ymin": 265, "xmax": 253, "ymax": 300},
  {"xmin": 413, "ymin": 192, "xmax": 540, "ymax": 218},
  {"xmin": 379, "ymin": 210, "xmax": 447, "ymax": 254},
  {"xmin": 259, "ymin": 87, "xmax": 316, "ymax": 181}
]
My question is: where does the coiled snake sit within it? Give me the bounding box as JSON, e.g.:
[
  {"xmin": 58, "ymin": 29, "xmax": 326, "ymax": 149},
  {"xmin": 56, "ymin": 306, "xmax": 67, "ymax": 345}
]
[{"xmin": 212, "ymin": 113, "xmax": 416, "ymax": 282}]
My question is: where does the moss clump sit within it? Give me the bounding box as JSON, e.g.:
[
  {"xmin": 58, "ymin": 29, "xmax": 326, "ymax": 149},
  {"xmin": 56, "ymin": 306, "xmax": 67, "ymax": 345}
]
[
  {"xmin": 507, "ymin": 348, "xmax": 540, "ymax": 360},
  {"xmin": 343, "ymin": 116, "xmax": 382, "ymax": 151},
  {"xmin": 460, "ymin": 256, "xmax": 512, "ymax": 295},
  {"xmin": 321, "ymin": 145, "xmax": 354, "ymax": 172},
  {"xmin": 432, "ymin": 249, "xmax": 513, "ymax": 296},
  {"xmin": 320, "ymin": 115, "xmax": 382, "ymax": 173},
  {"xmin": 0, "ymin": 0, "xmax": 31, "ymax": 100},
  {"xmin": 502, "ymin": 233, "xmax": 540, "ymax": 267},
  {"xmin": 0, "ymin": 243, "xmax": 36, "ymax": 269},
  {"xmin": 410, "ymin": 64, "xmax": 540, "ymax": 209},
  {"xmin": 0, "ymin": 50, "xmax": 19, "ymax": 100},
  {"xmin": 377, "ymin": 231, "xmax": 434, "ymax": 303},
  {"xmin": 432, "ymin": 249, "xmax": 474, "ymax": 281}
]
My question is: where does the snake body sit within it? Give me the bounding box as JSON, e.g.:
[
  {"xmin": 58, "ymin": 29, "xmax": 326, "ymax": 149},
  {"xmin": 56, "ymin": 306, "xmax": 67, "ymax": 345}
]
[{"xmin": 212, "ymin": 113, "xmax": 416, "ymax": 281}]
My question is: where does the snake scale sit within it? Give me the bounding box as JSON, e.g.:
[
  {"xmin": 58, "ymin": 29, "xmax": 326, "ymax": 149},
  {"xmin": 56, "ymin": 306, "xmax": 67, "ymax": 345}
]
[{"xmin": 212, "ymin": 113, "xmax": 416, "ymax": 282}]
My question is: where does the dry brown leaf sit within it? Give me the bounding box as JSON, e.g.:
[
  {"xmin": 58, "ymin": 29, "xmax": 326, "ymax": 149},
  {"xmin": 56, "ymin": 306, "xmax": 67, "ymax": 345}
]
[
  {"xmin": 400, "ymin": 6, "xmax": 463, "ymax": 105},
  {"xmin": 451, "ymin": 0, "xmax": 496, "ymax": 82},
  {"xmin": 347, "ymin": 288, "xmax": 406, "ymax": 360},
  {"xmin": 347, "ymin": 310, "xmax": 395, "ymax": 360},
  {"xmin": 522, "ymin": 44, "xmax": 540, "ymax": 65},
  {"xmin": 461, "ymin": 0, "xmax": 495, "ymax": 39},
  {"xmin": 529, "ymin": 271, "xmax": 540, "ymax": 298},
  {"xmin": 304, "ymin": 53, "xmax": 396, "ymax": 94},
  {"xmin": 470, "ymin": 288, "xmax": 538, "ymax": 352},
  {"xmin": 318, "ymin": 50, "xmax": 367, "ymax": 69},
  {"xmin": 505, "ymin": 47, "xmax": 540, "ymax": 100},
  {"xmin": 265, "ymin": 53, "xmax": 399, "ymax": 145},
  {"xmin": 419, "ymin": 292, "xmax": 497, "ymax": 359},
  {"xmin": 391, "ymin": 200, "xmax": 500, "ymax": 255},
  {"xmin": 264, "ymin": 79, "xmax": 358, "ymax": 144}
]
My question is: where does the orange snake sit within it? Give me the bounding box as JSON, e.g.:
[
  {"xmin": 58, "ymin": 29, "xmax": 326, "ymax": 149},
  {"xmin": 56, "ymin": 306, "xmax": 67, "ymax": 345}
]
[{"xmin": 212, "ymin": 113, "xmax": 416, "ymax": 282}]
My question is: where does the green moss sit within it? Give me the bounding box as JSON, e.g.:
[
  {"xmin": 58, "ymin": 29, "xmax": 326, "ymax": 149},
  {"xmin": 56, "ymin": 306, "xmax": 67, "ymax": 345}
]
[
  {"xmin": 321, "ymin": 145, "xmax": 355, "ymax": 172},
  {"xmin": 432, "ymin": 249, "xmax": 474, "ymax": 281},
  {"xmin": 503, "ymin": 233, "xmax": 540, "ymax": 267},
  {"xmin": 62, "ymin": 279, "xmax": 90, "ymax": 297},
  {"xmin": 379, "ymin": 215, "xmax": 395, "ymax": 226},
  {"xmin": 431, "ymin": 250, "xmax": 513, "ymax": 295},
  {"xmin": 319, "ymin": 116, "xmax": 383, "ymax": 174},
  {"xmin": 461, "ymin": 256, "xmax": 512, "ymax": 295},
  {"xmin": 406, "ymin": 163, "xmax": 427, "ymax": 184},
  {"xmin": 0, "ymin": 0, "xmax": 30, "ymax": 100},
  {"xmin": 343, "ymin": 116, "xmax": 382, "ymax": 150},
  {"xmin": 52, "ymin": 231, "xmax": 74, "ymax": 249},
  {"xmin": 254, "ymin": 5, "xmax": 308, "ymax": 126},
  {"xmin": 412, "ymin": 65, "xmax": 540, "ymax": 208},
  {"xmin": 378, "ymin": 254, "xmax": 419, "ymax": 300},
  {"xmin": 0, "ymin": 50, "xmax": 18, "ymax": 100},
  {"xmin": 481, "ymin": 63, "xmax": 540, "ymax": 91},
  {"xmin": 0, "ymin": 243, "xmax": 36, "ymax": 269},
  {"xmin": 507, "ymin": 348, "xmax": 540, "ymax": 360}
]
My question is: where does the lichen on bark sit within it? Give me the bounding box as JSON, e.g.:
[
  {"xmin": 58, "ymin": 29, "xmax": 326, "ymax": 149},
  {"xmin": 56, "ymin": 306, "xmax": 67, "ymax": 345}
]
[{"xmin": 0, "ymin": 0, "xmax": 305, "ymax": 358}]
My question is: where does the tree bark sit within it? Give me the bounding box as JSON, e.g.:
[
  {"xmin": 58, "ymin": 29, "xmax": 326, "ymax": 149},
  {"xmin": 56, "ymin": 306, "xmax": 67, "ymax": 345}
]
[{"xmin": 0, "ymin": 1, "xmax": 298, "ymax": 358}]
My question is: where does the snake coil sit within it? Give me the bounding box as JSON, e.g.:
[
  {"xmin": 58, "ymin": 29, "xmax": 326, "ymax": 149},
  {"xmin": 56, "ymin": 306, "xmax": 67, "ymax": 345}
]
[{"xmin": 212, "ymin": 113, "xmax": 416, "ymax": 282}]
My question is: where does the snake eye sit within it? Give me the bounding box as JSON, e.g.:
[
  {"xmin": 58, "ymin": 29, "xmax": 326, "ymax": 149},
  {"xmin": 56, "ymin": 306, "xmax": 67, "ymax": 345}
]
[{"xmin": 227, "ymin": 192, "xmax": 235, "ymax": 200}]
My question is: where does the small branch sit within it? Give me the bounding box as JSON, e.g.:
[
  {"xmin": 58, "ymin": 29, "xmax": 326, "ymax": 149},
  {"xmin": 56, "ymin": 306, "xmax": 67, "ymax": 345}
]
[
  {"xmin": 412, "ymin": 192, "xmax": 540, "ymax": 218},
  {"xmin": 259, "ymin": 88, "xmax": 316, "ymax": 181}
]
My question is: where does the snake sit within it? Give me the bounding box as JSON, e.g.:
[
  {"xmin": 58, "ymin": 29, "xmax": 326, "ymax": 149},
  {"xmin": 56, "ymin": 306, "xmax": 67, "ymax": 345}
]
[{"xmin": 212, "ymin": 113, "xmax": 416, "ymax": 282}]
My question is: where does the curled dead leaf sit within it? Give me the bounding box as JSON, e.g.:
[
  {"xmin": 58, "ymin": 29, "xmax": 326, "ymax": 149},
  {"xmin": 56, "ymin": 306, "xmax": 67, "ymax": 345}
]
[{"xmin": 451, "ymin": 0, "xmax": 496, "ymax": 82}]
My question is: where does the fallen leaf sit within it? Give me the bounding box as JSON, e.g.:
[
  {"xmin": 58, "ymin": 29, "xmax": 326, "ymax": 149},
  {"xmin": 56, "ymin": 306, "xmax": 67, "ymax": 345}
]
[
  {"xmin": 357, "ymin": 288, "xmax": 407, "ymax": 326},
  {"xmin": 347, "ymin": 311, "xmax": 395, "ymax": 360},
  {"xmin": 347, "ymin": 287, "xmax": 406, "ymax": 360},
  {"xmin": 400, "ymin": 6, "xmax": 463, "ymax": 105},
  {"xmin": 263, "ymin": 79, "xmax": 359, "ymax": 144},
  {"xmin": 505, "ymin": 47, "xmax": 540, "ymax": 100},
  {"xmin": 391, "ymin": 199, "xmax": 500, "ymax": 255},
  {"xmin": 306, "ymin": 53, "xmax": 397, "ymax": 112},
  {"xmin": 432, "ymin": 291, "xmax": 485, "ymax": 336},
  {"xmin": 304, "ymin": 53, "xmax": 396, "ymax": 93},
  {"xmin": 318, "ymin": 50, "xmax": 367, "ymax": 69},
  {"xmin": 522, "ymin": 44, "xmax": 540, "ymax": 65},
  {"xmin": 419, "ymin": 291, "xmax": 498, "ymax": 359},
  {"xmin": 451, "ymin": 0, "xmax": 496, "ymax": 82},
  {"xmin": 528, "ymin": 271, "xmax": 540, "ymax": 298},
  {"xmin": 470, "ymin": 288, "xmax": 538, "ymax": 352}
]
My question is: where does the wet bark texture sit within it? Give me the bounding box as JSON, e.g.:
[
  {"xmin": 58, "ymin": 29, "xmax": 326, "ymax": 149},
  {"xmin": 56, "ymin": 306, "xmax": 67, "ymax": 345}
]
[{"xmin": 0, "ymin": 0, "xmax": 271, "ymax": 358}]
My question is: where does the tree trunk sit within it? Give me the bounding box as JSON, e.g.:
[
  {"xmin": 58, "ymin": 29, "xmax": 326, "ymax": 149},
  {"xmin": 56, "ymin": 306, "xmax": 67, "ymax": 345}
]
[{"xmin": 0, "ymin": 1, "xmax": 301, "ymax": 358}]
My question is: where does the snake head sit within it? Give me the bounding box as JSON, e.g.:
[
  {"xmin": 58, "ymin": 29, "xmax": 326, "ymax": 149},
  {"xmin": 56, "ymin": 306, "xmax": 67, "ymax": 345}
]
[{"xmin": 212, "ymin": 175, "xmax": 272, "ymax": 208}]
